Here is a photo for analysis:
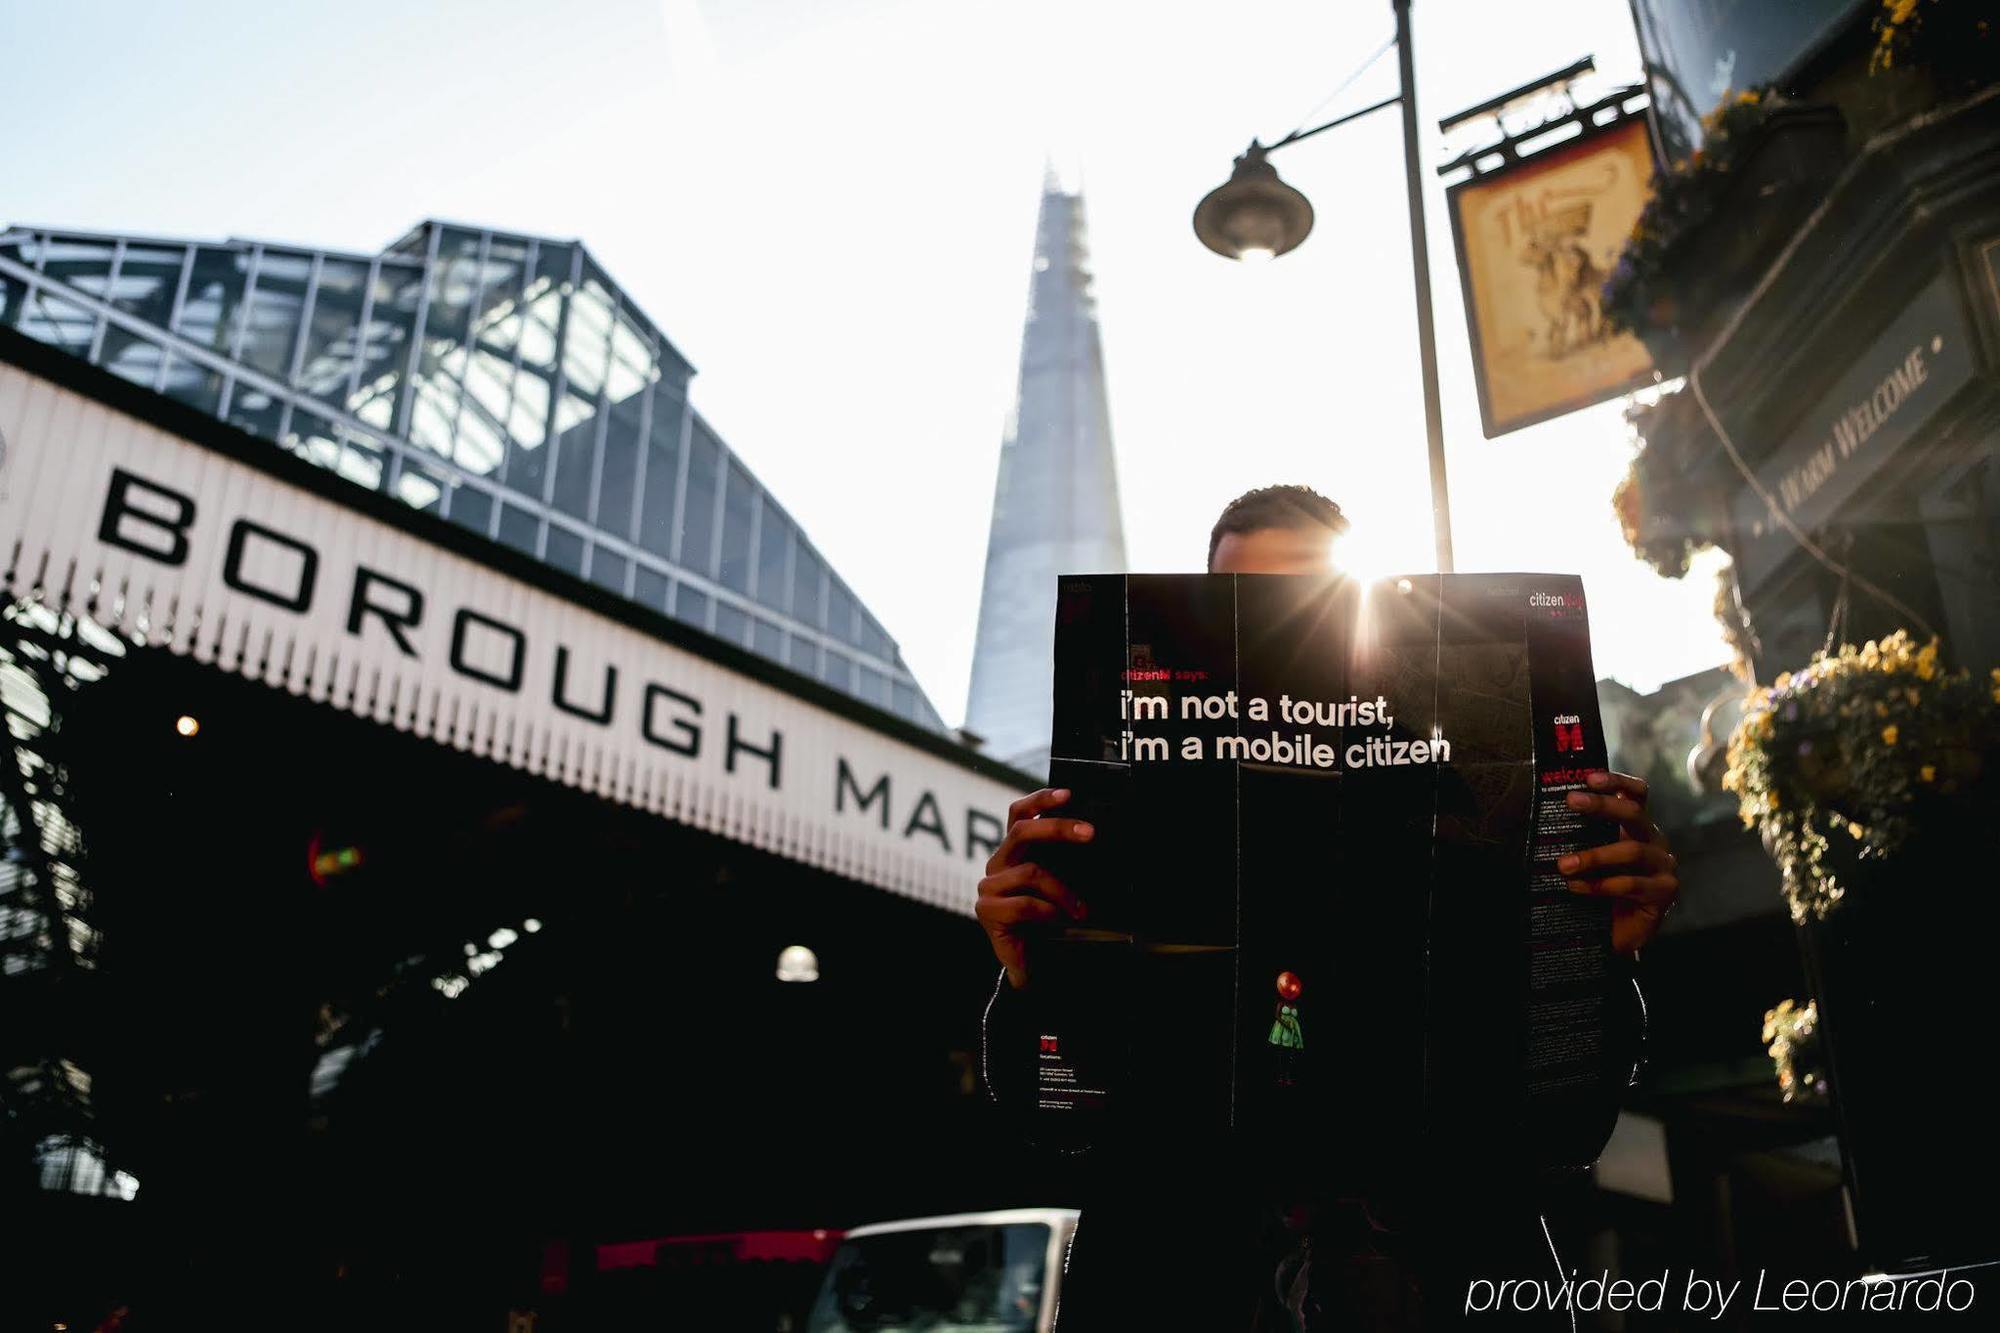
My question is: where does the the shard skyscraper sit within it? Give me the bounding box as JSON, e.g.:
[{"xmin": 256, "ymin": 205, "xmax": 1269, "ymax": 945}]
[{"xmin": 965, "ymin": 172, "xmax": 1128, "ymax": 775}]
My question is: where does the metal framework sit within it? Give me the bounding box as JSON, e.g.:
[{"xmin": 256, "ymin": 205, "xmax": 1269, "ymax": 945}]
[{"xmin": 0, "ymin": 222, "xmax": 941, "ymax": 730}]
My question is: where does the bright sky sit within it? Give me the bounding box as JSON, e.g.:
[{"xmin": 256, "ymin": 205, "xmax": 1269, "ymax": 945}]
[{"xmin": 6, "ymin": 0, "xmax": 1730, "ymax": 722}]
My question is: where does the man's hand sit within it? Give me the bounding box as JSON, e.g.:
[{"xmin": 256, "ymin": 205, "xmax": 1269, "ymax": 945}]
[
  {"xmin": 976, "ymin": 787, "xmax": 1093, "ymax": 991},
  {"xmin": 1561, "ymin": 770, "xmax": 1678, "ymax": 955}
]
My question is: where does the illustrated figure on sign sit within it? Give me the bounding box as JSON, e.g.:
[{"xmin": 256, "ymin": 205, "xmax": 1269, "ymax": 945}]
[
  {"xmin": 1269, "ymin": 970, "xmax": 1304, "ymax": 1086},
  {"xmin": 1521, "ymin": 202, "xmax": 1607, "ymax": 357}
]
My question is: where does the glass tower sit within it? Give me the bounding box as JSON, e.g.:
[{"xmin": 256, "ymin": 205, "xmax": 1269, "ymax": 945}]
[
  {"xmin": 964, "ymin": 176, "xmax": 1129, "ymax": 773},
  {"xmin": 0, "ymin": 221, "xmax": 945, "ymax": 730}
]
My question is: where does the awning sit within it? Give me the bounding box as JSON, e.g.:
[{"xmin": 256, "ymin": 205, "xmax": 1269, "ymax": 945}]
[{"xmin": 0, "ymin": 336, "xmax": 1029, "ymax": 913}]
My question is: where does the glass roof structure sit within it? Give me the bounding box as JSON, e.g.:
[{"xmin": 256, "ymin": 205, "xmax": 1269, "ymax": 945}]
[{"xmin": 0, "ymin": 221, "xmax": 945, "ymax": 730}]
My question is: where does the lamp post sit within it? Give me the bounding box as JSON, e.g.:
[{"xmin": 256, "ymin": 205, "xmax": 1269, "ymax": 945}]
[{"xmin": 1193, "ymin": 0, "xmax": 1454, "ymax": 574}]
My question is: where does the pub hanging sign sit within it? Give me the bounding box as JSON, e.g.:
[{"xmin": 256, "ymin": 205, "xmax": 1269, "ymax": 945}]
[{"xmin": 1447, "ymin": 109, "xmax": 1659, "ymax": 437}]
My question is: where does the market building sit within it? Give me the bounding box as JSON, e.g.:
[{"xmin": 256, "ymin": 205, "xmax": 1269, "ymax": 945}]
[{"xmin": 0, "ymin": 222, "xmax": 1036, "ymax": 1326}]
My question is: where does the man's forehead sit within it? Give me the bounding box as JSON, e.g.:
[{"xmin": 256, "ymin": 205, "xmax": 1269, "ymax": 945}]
[{"xmin": 1210, "ymin": 526, "xmax": 1337, "ymax": 575}]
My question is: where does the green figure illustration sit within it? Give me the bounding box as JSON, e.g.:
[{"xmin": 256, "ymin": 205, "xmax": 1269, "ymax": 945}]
[{"xmin": 1269, "ymin": 971, "xmax": 1304, "ymax": 1086}]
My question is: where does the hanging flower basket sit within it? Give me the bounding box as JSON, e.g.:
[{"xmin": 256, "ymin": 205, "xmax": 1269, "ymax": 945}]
[
  {"xmin": 1723, "ymin": 632, "xmax": 2000, "ymax": 922},
  {"xmin": 1612, "ymin": 393, "xmax": 1722, "ymax": 580},
  {"xmin": 1868, "ymin": 0, "xmax": 1997, "ymax": 102},
  {"xmin": 1603, "ymin": 93, "xmax": 1847, "ymax": 360},
  {"xmin": 1761, "ymin": 999, "xmax": 1828, "ymax": 1103}
]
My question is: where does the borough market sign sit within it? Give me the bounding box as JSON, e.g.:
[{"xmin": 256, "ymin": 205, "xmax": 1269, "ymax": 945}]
[{"xmin": 0, "ymin": 355, "xmax": 1024, "ymax": 915}]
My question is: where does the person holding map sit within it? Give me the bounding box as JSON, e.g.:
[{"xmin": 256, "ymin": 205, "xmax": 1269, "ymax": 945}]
[{"xmin": 975, "ymin": 484, "xmax": 1678, "ymax": 1331}]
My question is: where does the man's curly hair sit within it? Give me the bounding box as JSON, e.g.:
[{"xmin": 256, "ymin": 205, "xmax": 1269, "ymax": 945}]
[{"xmin": 1207, "ymin": 484, "xmax": 1351, "ymax": 569}]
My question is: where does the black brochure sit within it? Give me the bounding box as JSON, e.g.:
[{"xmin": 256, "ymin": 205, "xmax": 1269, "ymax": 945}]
[{"xmin": 1031, "ymin": 573, "xmax": 1625, "ymax": 1180}]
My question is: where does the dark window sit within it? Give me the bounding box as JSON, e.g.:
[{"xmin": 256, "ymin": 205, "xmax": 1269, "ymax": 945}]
[
  {"xmin": 638, "ymin": 392, "xmax": 684, "ymax": 558},
  {"xmin": 634, "ymin": 566, "xmax": 671, "ymax": 613},
  {"xmin": 753, "ymin": 619, "xmax": 783, "ymax": 660},
  {"xmin": 792, "ymin": 547, "xmax": 824, "ymax": 629},
  {"xmin": 17, "ymin": 286, "xmax": 97, "ymax": 361},
  {"xmin": 718, "ymin": 465, "xmax": 754, "ymax": 594},
  {"xmin": 238, "ymin": 253, "xmax": 311, "ymax": 379},
  {"xmin": 551, "ymin": 420, "xmax": 597, "ymax": 521},
  {"xmin": 294, "ymin": 258, "xmax": 371, "ymax": 403},
  {"xmin": 827, "ymin": 582, "xmax": 860, "ymax": 647},
  {"xmin": 405, "ymin": 232, "xmax": 482, "ymax": 458},
  {"xmin": 756, "ymin": 507, "xmax": 793, "ymax": 612},
  {"xmin": 224, "ymin": 385, "xmax": 285, "ymax": 443},
  {"xmin": 590, "ymin": 549, "xmax": 628, "ymax": 596},
  {"xmin": 674, "ymin": 587, "xmax": 711, "ymax": 631},
  {"xmin": 715, "ymin": 602, "xmax": 749, "ymax": 646},
  {"xmin": 546, "ymin": 526, "xmax": 585, "ymax": 577},
  {"xmin": 498, "ymin": 504, "xmax": 540, "ymax": 556},
  {"xmin": 104, "ymin": 245, "xmax": 187, "ymax": 327},
  {"xmin": 1630, "ymin": 0, "xmax": 1859, "ymax": 159},
  {"xmin": 788, "ymin": 635, "xmax": 818, "ymax": 676},
  {"xmin": 174, "ymin": 246, "xmax": 250, "ymax": 354},
  {"xmin": 452, "ymin": 485, "xmax": 494, "ymax": 537},
  {"xmin": 350, "ymin": 261, "xmax": 422, "ymax": 432},
  {"xmin": 158, "ymin": 353, "xmax": 223, "ymax": 416},
  {"xmin": 680, "ymin": 424, "xmax": 721, "ymax": 575},
  {"xmin": 595, "ymin": 393, "xmax": 645, "ymax": 540}
]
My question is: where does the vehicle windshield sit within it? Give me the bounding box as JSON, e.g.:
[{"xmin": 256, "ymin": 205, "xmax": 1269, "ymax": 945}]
[{"xmin": 805, "ymin": 1221, "xmax": 1050, "ymax": 1333}]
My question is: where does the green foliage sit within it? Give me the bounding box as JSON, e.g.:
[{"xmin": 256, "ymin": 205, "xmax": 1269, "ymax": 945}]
[
  {"xmin": 1870, "ymin": 0, "xmax": 1998, "ymax": 94},
  {"xmin": 1612, "ymin": 437, "xmax": 1703, "ymax": 579},
  {"xmin": 1725, "ymin": 632, "xmax": 2000, "ymax": 921},
  {"xmin": 1601, "ymin": 90, "xmax": 1783, "ymax": 337},
  {"xmin": 1761, "ymin": 998, "xmax": 1827, "ymax": 1103}
]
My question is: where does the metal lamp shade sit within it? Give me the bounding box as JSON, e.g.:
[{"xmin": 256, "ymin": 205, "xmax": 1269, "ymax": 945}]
[{"xmin": 1193, "ymin": 144, "xmax": 1315, "ymax": 260}]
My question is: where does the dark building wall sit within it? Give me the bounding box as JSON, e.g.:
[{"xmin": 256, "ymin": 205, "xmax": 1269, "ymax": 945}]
[{"xmin": 7, "ymin": 635, "xmax": 1048, "ymax": 1330}]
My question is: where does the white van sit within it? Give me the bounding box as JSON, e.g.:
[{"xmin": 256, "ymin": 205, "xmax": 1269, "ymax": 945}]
[{"xmin": 804, "ymin": 1207, "xmax": 1081, "ymax": 1333}]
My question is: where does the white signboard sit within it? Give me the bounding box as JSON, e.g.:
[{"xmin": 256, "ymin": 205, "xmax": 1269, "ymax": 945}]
[{"xmin": 0, "ymin": 362, "xmax": 1026, "ymax": 913}]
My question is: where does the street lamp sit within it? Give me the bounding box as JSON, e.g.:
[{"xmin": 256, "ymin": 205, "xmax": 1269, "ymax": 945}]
[
  {"xmin": 1192, "ymin": 144, "xmax": 1316, "ymax": 263},
  {"xmin": 1194, "ymin": 0, "xmax": 1454, "ymax": 574}
]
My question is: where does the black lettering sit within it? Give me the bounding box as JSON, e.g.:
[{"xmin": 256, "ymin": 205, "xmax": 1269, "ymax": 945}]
[
  {"xmin": 449, "ymin": 608, "xmax": 525, "ymax": 693},
  {"xmin": 836, "ymin": 758, "xmax": 891, "ymax": 828},
  {"xmin": 726, "ymin": 715, "xmax": 782, "ymax": 789},
  {"xmin": 97, "ymin": 467, "xmax": 194, "ymax": 565},
  {"xmin": 965, "ymin": 808, "xmax": 1004, "ymax": 861},
  {"xmin": 552, "ymin": 646, "xmax": 615, "ymax": 726},
  {"xmin": 642, "ymin": 683, "xmax": 701, "ymax": 757},
  {"xmin": 903, "ymin": 790, "xmax": 950, "ymax": 852},
  {"xmin": 346, "ymin": 567, "xmax": 423, "ymax": 656},
  {"xmin": 223, "ymin": 519, "xmax": 317, "ymax": 612}
]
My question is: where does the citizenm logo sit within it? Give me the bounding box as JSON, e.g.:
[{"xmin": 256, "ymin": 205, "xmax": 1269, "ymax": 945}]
[
  {"xmin": 1552, "ymin": 714, "xmax": 1586, "ymax": 753},
  {"xmin": 1529, "ymin": 590, "xmax": 1583, "ymax": 620}
]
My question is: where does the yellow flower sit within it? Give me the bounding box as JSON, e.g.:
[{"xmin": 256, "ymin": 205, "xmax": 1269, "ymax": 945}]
[
  {"xmin": 1921, "ymin": 765, "xmax": 1937, "ymax": 783},
  {"xmin": 1881, "ymin": 724, "xmax": 1899, "ymax": 745},
  {"xmin": 1875, "ymin": 701, "xmax": 1889, "ymax": 716}
]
